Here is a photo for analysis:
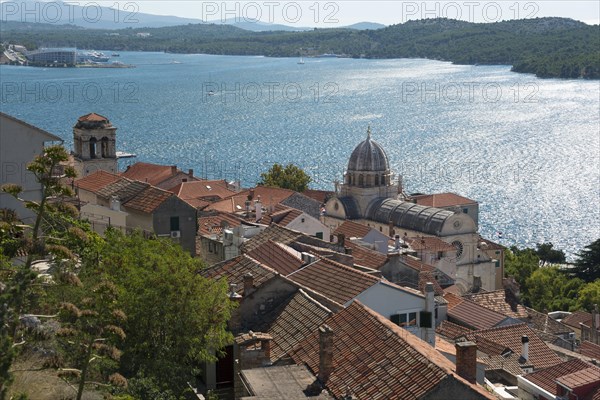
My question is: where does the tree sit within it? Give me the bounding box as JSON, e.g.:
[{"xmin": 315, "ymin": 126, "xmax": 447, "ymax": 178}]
[
  {"xmin": 571, "ymin": 238, "xmax": 600, "ymax": 282},
  {"xmin": 535, "ymin": 242, "xmax": 566, "ymax": 266},
  {"xmin": 259, "ymin": 163, "xmax": 312, "ymax": 192},
  {"xmin": 577, "ymin": 280, "xmax": 600, "ymax": 312},
  {"xmin": 525, "ymin": 266, "xmax": 583, "ymax": 311},
  {"xmin": 95, "ymin": 230, "xmax": 235, "ymax": 396},
  {"xmin": 504, "ymin": 246, "xmax": 540, "ymax": 305}
]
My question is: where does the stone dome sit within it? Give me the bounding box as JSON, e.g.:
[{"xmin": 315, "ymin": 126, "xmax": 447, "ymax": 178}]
[{"xmin": 347, "ymin": 127, "xmax": 390, "ymax": 172}]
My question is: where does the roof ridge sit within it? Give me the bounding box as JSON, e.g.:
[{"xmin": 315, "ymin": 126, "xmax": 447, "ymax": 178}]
[{"xmin": 296, "ymin": 288, "xmax": 333, "ymax": 315}]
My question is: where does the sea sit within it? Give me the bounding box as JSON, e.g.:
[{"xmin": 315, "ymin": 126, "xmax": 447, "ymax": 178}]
[{"xmin": 1, "ymin": 51, "xmax": 599, "ymax": 258}]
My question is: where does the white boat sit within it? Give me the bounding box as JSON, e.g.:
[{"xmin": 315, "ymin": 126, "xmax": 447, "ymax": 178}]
[{"xmin": 297, "ymin": 56, "xmax": 305, "ymax": 64}]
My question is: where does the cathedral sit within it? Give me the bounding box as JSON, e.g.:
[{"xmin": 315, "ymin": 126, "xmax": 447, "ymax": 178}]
[{"xmin": 322, "ymin": 128, "xmax": 498, "ymax": 291}]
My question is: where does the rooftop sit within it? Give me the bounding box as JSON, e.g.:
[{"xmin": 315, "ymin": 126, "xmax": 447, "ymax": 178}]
[
  {"xmin": 465, "ymin": 290, "xmax": 529, "ymax": 319},
  {"xmin": 436, "ymin": 320, "xmax": 474, "ymax": 340},
  {"xmin": 287, "ymin": 258, "xmax": 379, "ymax": 306},
  {"xmin": 74, "ymin": 170, "xmax": 120, "ymax": 193},
  {"xmin": 240, "ymin": 364, "xmax": 333, "ymax": 399},
  {"xmin": 246, "ymin": 240, "xmax": 304, "ymax": 276},
  {"xmin": 408, "ymin": 192, "xmax": 478, "ymax": 208},
  {"xmin": 556, "ymin": 366, "xmax": 600, "ymax": 390},
  {"xmin": 289, "ymin": 301, "xmax": 493, "ymax": 399},
  {"xmin": 240, "ymin": 224, "xmax": 303, "ymax": 253},
  {"xmin": 563, "ymin": 310, "xmax": 594, "ymax": 329},
  {"xmin": 121, "ymin": 162, "xmax": 190, "ymax": 187},
  {"xmin": 465, "ymin": 323, "xmax": 562, "ymax": 369},
  {"xmin": 581, "ymin": 341, "xmax": 600, "ymax": 360},
  {"xmin": 200, "ymin": 255, "xmax": 277, "ymax": 296},
  {"xmin": 197, "ymin": 212, "xmax": 245, "ymax": 236},
  {"xmin": 343, "ymin": 240, "xmax": 388, "ymax": 270},
  {"xmin": 333, "ymin": 220, "xmax": 373, "ymax": 239},
  {"xmin": 524, "ymin": 359, "xmax": 596, "ymax": 394},
  {"xmin": 403, "ymin": 235, "xmax": 456, "ymax": 252},
  {"xmin": 169, "ymin": 179, "xmax": 236, "ymax": 202},
  {"xmin": 77, "ymin": 112, "xmax": 108, "ymax": 122},
  {"xmin": 447, "ymin": 296, "xmax": 509, "ymax": 330},
  {"xmin": 123, "ymin": 185, "xmax": 174, "ymax": 213}
]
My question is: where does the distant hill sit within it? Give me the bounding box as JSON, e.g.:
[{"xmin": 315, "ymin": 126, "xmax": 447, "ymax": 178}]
[
  {"xmin": 1, "ymin": 17, "xmax": 598, "ymax": 79},
  {"xmin": 344, "ymin": 22, "xmax": 387, "ymax": 30}
]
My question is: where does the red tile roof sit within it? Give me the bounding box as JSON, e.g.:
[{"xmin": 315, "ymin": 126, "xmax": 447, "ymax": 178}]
[
  {"xmin": 246, "ymin": 240, "xmax": 304, "ymax": 276},
  {"xmin": 263, "ymin": 207, "xmax": 303, "ymax": 227},
  {"xmin": 333, "ymin": 220, "xmax": 372, "ymax": 239},
  {"xmin": 78, "ymin": 112, "xmax": 108, "ymax": 122},
  {"xmin": 447, "ymin": 297, "xmax": 508, "ymax": 330},
  {"xmin": 121, "ymin": 162, "xmax": 183, "ymax": 186},
  {"xmin": 344, "ymin": 240, "xmax": 388, "ymax": 270},
  {"xmin": 240, "ymin": 224, "xmax": 303, "ymax": 253},
  {"xmin": 122, "ymin": 186, "xmax": 174, "ymax": 213},
  {"xmin": 408, "ymin": 192, "xmax": 477, "ymax": 207},
  {"xmin": 557, "ymin": 366, "xmax": 600, "ymax": 390},
  {"xmin": 197, "ymin": 212, "xmax": 245, "ymax": 236},
  {"xmin": 465, "ymin": 290, "xmax": 529, "ymax": 319},
  {"xmin": 287, "ymin": 258, "xmax": 379, "ymax": 306},
  {"xmin": 479, "ymin": 236, "xmax": 505, "ymax": 250},
  {"xmin": 465, "ymin": 324, "xmax": 562, "ymax": 369},
  {"xmin": 301, "ymin": 189, "xmax": 333, "ymax": 204},
  {"xmin": 563, "ymin": 311, "xmax": 593, "ymax": 329},
  {"xmin": 169, "ymin": 180, "xmax": 236, "ymax": 202},
  {"xmin": 404, "ymin": 236, "xmax": 456, "ymax": 252},
  {"xmin": 208, "ymin": 186, "xmax": 295, "ymax": 213},
  {"xmin": 525, "ymin": 359, "xmax": 596, "ymax": 394},
  {"xmin": 582, "ymin": 341, "xmax": 600, "ymax": 360},
  {"xmin": 289, "ymin": 301, "xmax": 494, "ymax": 400},
  {"xmin": 200, "ymin": 255, "xmax": 276, "ymax": 296},
  {"xmin": 75, "ymin": 170, "xmax": 120, "ymax": 192},
  {"xmin": 436, "ymin": 320, "xmax": 474, "ymax": 340}
]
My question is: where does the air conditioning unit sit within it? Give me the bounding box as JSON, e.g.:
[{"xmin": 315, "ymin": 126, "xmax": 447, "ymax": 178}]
[{"xmin": 170, "ymin": 231, "xmax": 181, "ymax": 238}]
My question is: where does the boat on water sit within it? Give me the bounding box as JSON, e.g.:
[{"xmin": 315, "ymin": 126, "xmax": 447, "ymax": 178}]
[
  {"xmin": 76, "ymin": 50, "xmax": 109, "ymax": 63},
  {"xmin": 171, "ymin": 60, "xmax": 182, "ymax": 64},
  {"xmin": 297, "ymin": 56, "xmax": 305, "ymax": 64},
  {"xmin": 317, "ymin": 53, "xmax": 339, "ymax": 58},
  {"xmin": 112, "ymin": 53, "xmax": 120, "ymax": 57}
]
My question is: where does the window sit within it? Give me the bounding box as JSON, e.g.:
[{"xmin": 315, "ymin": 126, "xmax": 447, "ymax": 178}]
[
  {"xmin": 315, "ymin": 232, "xmax": 323, "ymax": 240},
  {"xmin": 463, "ymin": 208, "xmax": 469, "ymax": 214},
  {"xmin": 358, "ymin": 174, "xmax": 364, "ymax": 186},
  {"xmin": 170, "ymin": 216, "xmax": 180, "ymax": 231},
  {"xmin": 420, "ymin": 311, "xmax": 432, "ymax": 328},
  {"xmin": 375, "ymin": 175, "xmax": 379, "ymax": 185},
  {"xmin": 391, "ymin": 312, "xmax": 417, "ymax": 327},
  {"xmin": 101, "ymin": 137, "xmax": 109, "ymax": 158}
]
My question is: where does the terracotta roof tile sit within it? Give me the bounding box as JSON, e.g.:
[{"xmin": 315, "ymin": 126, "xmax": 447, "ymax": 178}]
[
  {"xmin": 208, "ymin": 186, "xmax": 295, "ymax": 213},
  {"xmin": 240, "ymin": 224, "xmax": 303, "ymax": 253},
  {"xmin": 122, "ymin": 186, "xmax": 173, "ymax": 213},
  {"xmin": 301, "ymin": 189, "xmax": 333, "ymax": 204},
  {"xmin": 556, "ymin": 366, "xmax": 600, "ymax": 389},
  {"xmin": 478, "ymin": 236, "xmax": 505, "ymax": 250},
  {"xmin": 465, "ymin": 324, "xmax": 562, "ymax": 369},
  {"xmin": 444, "ymin": 292, "xmax": 465, "ymax": 310},
  {"xmin": 582, "ymin": 341, "xmax": 600, "ymax": 360},
  {"xmin": 408, "ymin": 192, "xmax": 477, "ymax": 208},
  {"xmin": 525, "ymin": 359, "xmax": 596, "ymax": 394},
  {"xmin": 404, "ymin": 236, "xmax": 456, "ymax": 252},
  {"xmin": 482, "ymin": 353, "xmax": 529, "ymax": 376},
  {"xmin": 563, "ymin": 310, "xmax": 593, "ymax": 329},
  {"xmin": 289, "ymin": 301, "xmax": 494, "ymax": 399},
  {"xmin": 525, "ymin": 307, "xmax": 573, "ymax": 335},
  {"xmin": 170, "ymin": 180, "xmax": 236, "ymax": 203},
  {"xmin": 200, "ymin": 255, "xmax": 276, "ymax": 296},
  {"xmin": 197, "ymin": 212, "xmax": 245, "ymax": 236},
  {"xmin": 465, "ymin": 290, "xmax": 529, "ymax": 319},
  {"xmin": 436, "ymin": 320, "xmax": 474, "ymax": 340},
  {"xmin": 287, "ymin": 258, "xmax": 379, "ymax": 306},
  {"xmin": 246, "ymin": 240, "xmax": 304, "ymax": 276},
  {"xmin": 121, "ymin": 162, "xmax": 187, "ymax": 186},
  {"xmin": 253, "ymin": 289, "xmax": 332, "ymax": 362},
  {"xmin": 448, "ymin": 297, "xmax": 508, "ymax": 330},
  {"xmin": 343, "ymin": 240, "xmax": 388, "ymax": 270},
  {"xmin": 333, "ymin": 220, "xmax": 372, "ymax": 239},
  {"xmin": 78, "ymin": 112, "xmax": 108, "ymax": 122},
  {"xmin": 75, "ymin": 170, "xmax": 120, "ymax": 193},
  {"xmin": 96, "ymin": 178, "xmax": 148, "ymax": 202}
]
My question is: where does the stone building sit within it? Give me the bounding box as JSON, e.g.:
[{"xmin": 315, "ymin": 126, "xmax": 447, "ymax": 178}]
[
  {"xmin": 322, "ymin": 128, "xmax": 499, "ymax": 291},
  {"xmin": 72, "ymin": 113, "xmax": 118, "ymax": 177}
]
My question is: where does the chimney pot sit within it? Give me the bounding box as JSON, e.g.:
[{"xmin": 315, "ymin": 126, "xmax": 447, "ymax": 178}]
[
  {"xmin": 243, "ymin": 273, "xmax": 254, "ymax": 296},
  {"xmin": 521, "ymin": 335, "xmax": 529, "ymax": 361},
  {"xmin": 318, "ymin": 324, "xmax": 334, "ymax": 385},
  {"xmin": 171, "ymin": 165, "xmax": 177, "ymax": 175},
  {"xmin": 455, "ymin": 341, "xmax": 477, "ymax": 383}
]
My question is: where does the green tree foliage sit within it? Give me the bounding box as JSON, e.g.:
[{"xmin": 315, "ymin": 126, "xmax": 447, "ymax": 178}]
[
  {"xmin": 504, "ymin": 246, "xmax": 540, "ymax": 305},
  {"xmin": 577, "ymin": 280, "xmax": 600, "ymax": 312},
  {"xmin": 95, "ymin": 230, "xmax": 235, "ymax": 396},
  {"xmin": 525, "ymin": 266, "xmax": 583, "ymax": 311},
  {"xmin": 535, "ymin": 242, "xmax": 566, "ymax": 266},
  {"xmin": 571, "ymin": 238, "xmax": 600, "ymax": 283},
  {"xmin": 259, "ymin": 163, "xmax": 312, "ymax": 192}
]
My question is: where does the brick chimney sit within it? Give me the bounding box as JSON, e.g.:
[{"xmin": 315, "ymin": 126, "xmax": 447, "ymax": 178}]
[
  {"xmin": 243, "ymin": 273, "xmax": 254, "ymax": 297},
  {"xmin": 521, "ymin": 335, "xmax": 529, "ymax": 361},
  {"xmin": 318, "ymin": 324, "xmax": 334, "ymax": 385},
  {"xmin": 455, "ymin": 341, "xmax": 477, "ymax": 383}
]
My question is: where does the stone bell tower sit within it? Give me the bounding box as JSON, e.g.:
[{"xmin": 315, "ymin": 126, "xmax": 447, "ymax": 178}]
[{"xmin": 72, "ymin": 113, "xmax": 118, "ymax": 177}]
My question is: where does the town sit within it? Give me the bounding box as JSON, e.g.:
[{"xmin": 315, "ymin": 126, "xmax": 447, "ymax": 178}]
[{"xmin": 1, "ymin": 111, "xmax": 598, "ymax": 399}]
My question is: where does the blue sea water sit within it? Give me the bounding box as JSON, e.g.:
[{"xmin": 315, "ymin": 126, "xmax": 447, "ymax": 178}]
[{"xmin": 1, "ymin": 52, "xmax": 599, "ymax": 258}]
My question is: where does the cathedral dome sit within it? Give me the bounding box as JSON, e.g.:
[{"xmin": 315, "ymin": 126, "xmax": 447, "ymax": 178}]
[{"xmin": 347, "ymin": 127, "xmax": 390, "ymax": 172}]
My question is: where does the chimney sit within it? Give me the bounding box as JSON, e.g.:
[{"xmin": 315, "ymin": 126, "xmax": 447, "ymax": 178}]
[
  {"xmin": 337, "ymin": 233, "xmax": 345, "ymax": 247},
  {"xmin": 521, "ymin": 335, "xmax": 529, "ymax": 361},
  {"xmin": 318, "ymin": 325, "xmax": 334, "ymax": 385},
  {"xmin": 228, "ymin": 283, "xmax": 242, "ymax": 301},
  {"xmin": 243, "ymin": 273, "xmax": 254, "ymax": 297},
  {"xmin": 254, "ymin": 200, "xmax": 262, "ymax": 222},
  {"xmin": 388, "ymin": 220, "xmax": 394, "ymax": 236},
  {"xmin": 188, "ymin": 168, "xmax": 193, "ymax": 177},
  {"xmin": 394, "ymin": 234, "xmax": 400, "ymax": 249},
  {"xmin": 455, "ymin": 341, "xmax": 477, "ymax": 383},
  {"xmin": 261, "ymin": 338, "xmax": 271, "ymax": 360},
  {"xmin": 424, "ymin": 282, "xmax": 436, "ymax": 345},
  {"xmin": 171, "ymin": 165, "xmax": 177, "ymax": 175},
  {"xmin": 345, "ymin": 247, "xmax": 353, "ymax": 256}
]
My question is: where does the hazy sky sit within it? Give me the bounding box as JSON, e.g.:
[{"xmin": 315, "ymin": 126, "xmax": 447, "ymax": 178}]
[{"xmin": 105, "ymin": 1, "xmax": 600, "ymax": 26}]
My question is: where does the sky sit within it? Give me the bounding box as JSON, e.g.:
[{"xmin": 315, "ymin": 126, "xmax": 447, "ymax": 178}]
[{"xmin": 105, "ymin": 1, "xmax": 600, "ymax": 26}]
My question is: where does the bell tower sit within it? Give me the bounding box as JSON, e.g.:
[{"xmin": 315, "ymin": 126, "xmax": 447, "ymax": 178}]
[{"xmin": 73, "ymin": 113, "xmax": 118, "ymax": 177}]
